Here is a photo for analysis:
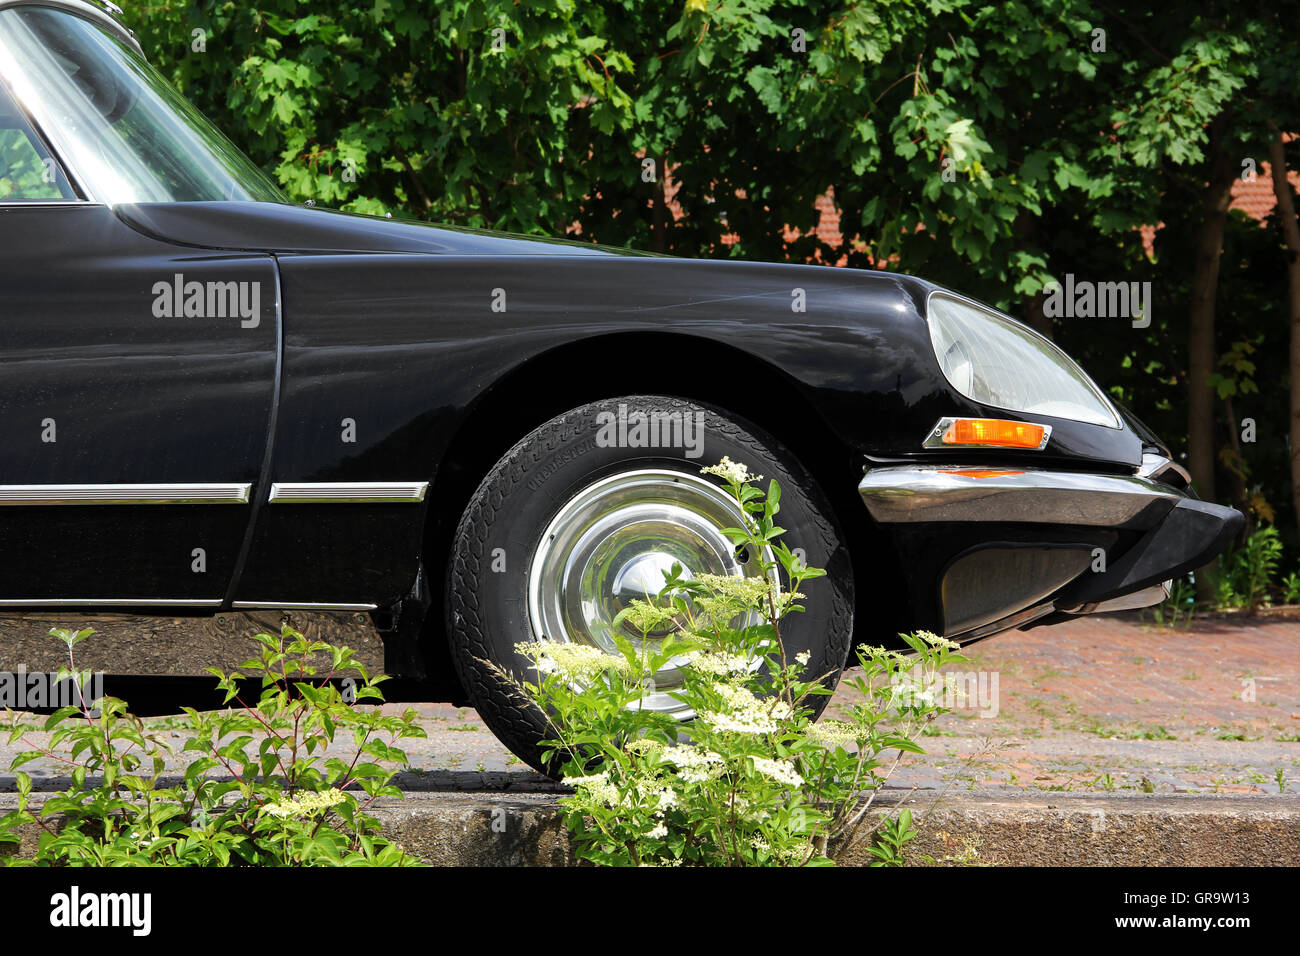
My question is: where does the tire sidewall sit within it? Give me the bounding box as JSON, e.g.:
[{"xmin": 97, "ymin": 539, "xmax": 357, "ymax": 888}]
[{"xmin": 448, "ymin": 395, "xmax": 854, "ymax": 772}]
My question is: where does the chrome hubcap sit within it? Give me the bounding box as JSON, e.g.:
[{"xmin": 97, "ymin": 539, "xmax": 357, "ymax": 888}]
[{"xmin": 527, "ymin": 470, "xmax": 766, "ymax": 716}]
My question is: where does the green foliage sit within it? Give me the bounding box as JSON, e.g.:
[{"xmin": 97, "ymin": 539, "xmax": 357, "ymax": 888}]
[
  {"xmin": 868, "ymin": 809, "xmax": 916, "ymax": 867},
  {"xmin": 0, "ymin": 130, "xmax": 60, "ymax": 200},
  {"xmin": 1146, "ymin": 575, "xmax": 1197, "ymax": 629},
  {"xmin": 1216, "ymin": 525, "xmax": 1284, "ymax": 612},
  {"xmin": 512, "ymin": 459, "xmax": 962, "ymax": 866},
  {"xmin": 0, "ymin": 625, "xmax": 426, "ymax": 866},
  {"xmin": 121, "ymin": 3, "xmax": 1260, "ymax": 279}
]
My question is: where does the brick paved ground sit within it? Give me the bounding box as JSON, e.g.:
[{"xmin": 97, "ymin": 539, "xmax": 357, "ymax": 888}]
[
  {"xmin": 3, "ymin": 611, "xmax": 1296, "ymax": 796},
  {"xmin": 823, "ymin": 611, "xmax": 1300, "ymax": 796}
]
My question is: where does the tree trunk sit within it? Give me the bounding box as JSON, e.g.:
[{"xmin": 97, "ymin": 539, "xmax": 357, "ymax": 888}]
[
  {"xmin": 652, "ymin": 154, "xmax": 668, "ymax": 253},
  {"xmin": 1222, "ymin": 392, "xmax": 1253, "ymax": 537},
  {"xmin": 1268, "ymin": 128, "xmax": 1300, "ymax": 540},
  {"xmin": 1186, "ymin": 115, "xmax": 1236, "ymax": 600},
  {"xmin": 1187, "ymin": 120, "xmax": 1235, "ymax": 504}
]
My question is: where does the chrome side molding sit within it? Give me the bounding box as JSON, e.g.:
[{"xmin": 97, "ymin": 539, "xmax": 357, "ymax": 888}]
[
  {"xmin": 0, "ymin": 598, "xmax": 377, "ymax": 611},
  {"xmin": 0, "ymin": 481, "xmax": 429, "ymax": 505},
  {"xmin": 232, "ymin": 601, "xmax": 378, "ymax": 611},
  {"xmin": 859, "ymin": 466, "xmax": 1181, "ymax": 527},
  {"xmin": 0, "ymin": 598, "xmax": 224, "ymax": 607},
  {"xmin": 268, "ymin": 482, "xmax": 429, "ymax": 504},
  {"xmin": 0, "ymin": 483, "xmax": 251, "ymax": 505}
]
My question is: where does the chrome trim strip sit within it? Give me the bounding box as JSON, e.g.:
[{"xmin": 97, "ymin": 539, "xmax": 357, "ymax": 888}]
[
  {"xmin": 0, "ymin": 0, "xmax": 144, "ymax": 55},
  {"xmin": 268, "ymin": 481, "xmax": 429, "ymax": 504},
  {"xmin": 0, "ymin": 483, "xmax": 251, "ymax": 504},
  {"xmin": 859, "ymin": 466, "xmax": 1181, "ymax": 527},
  {"xmin": 1138, "ymin": 452, "xmax": 1191, "ymax": 486},
  {"xmin": 952, "ymin": 603, "xmax": 1056, "ymax": 641},
  {"xmin": 232, "ymin": 601, "xmax": 378, "ymax": 612},
  {"xmin": 1065, "ymin": 579, "xmax": 1172, "ymax": 615},
  {"xmin": 922, "ymin": 416, "xmax": 1052, "ymax": 451},
  {"xmin": 0, "ymin": 598, "xmax": 223, "ymax": 607},
  {"xmin": 0, "ymin": 200, "xmax": 103, "ymax": 207}
]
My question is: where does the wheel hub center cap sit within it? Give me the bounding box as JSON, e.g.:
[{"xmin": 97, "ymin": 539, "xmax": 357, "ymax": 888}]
[
  {"xmin": 527, "ymin": 470, "xmax": 769, "ymax": 717},
  {"xmin": 610, "ymin": 550, "xmax": 692, "ymax": 638}
]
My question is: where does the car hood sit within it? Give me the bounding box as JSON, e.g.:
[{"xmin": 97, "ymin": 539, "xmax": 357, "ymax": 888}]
[{"xmin": 114, "ymin": 201, "xmax": 653, "ymax": 257}]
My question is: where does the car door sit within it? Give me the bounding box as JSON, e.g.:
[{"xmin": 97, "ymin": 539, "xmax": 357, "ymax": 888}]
[
  {"xmin": 0, "ymin": 212, "xmax": 278, "ymax": 607},
  {"xmin": 0, "ymin": 92, "xmax": 276, "ymax": 604},
  {"xmin": 0, "ymin": 204, "xmax": 277, "ymax": 605}
]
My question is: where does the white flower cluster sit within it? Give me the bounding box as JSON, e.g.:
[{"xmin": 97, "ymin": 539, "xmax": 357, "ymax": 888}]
[
  {"xmin": 259, "ymin": 787, "xmax": 347, "ymax": 819},
  {"xmin": 700, "ymin": 456, "xmax": 762, "ymax": 486},
  {"xmin": 770, "ymin": 590, "xmax": 806, "ymax": 614},
  {"xmin": 626, "ymin": 738, "xmax": 663, "ymax": 756},
  {"xmin": 689, "ymin": 574, "xmax": 772, "ymax": 629},
  {"xmin": 617, "ymin": 601, "xmax": 681, "ymax": 635},
  {"xmin": 748, "ymin": 756, "xmax": 804, "ymax": 788},
  {"xmin": 693, "ymin": 573, "xmax": 771, "ymax": 605},
  {"xmin": 662, "ymin": 744, "xmax": 725, "ymax": 784},
  {"xmin": 890, "ymin": 677, "xmax": 936, "ymax": 708},
  {"xmin": 714, "ymin": 682, "xmax": 792, "ymax": 719},
  {"xmin": 803, "ymin": 718, "xmax": 865, "ymax": 749},
  {"xmin": 916, "ymin": 630, "xmax": 962, "ymax": 651},
  {"xmin": 701, "ymin": 710, "xmax": 779, "ymax": 735},
  {"xmin": 682, "ymin": 650, "xmax": 752, "ymax": 678},
  {"xmin": 633, "ymin": 779, "xmax": 679, "ymax": 813},
  {"xmin": 700, "ymin": 681, "xmax": 791, "ymax": 735},
  {"xmin": 515, "ymin": 640, "xmax": 634, "ymax": 682},
  {"xmin": 562, "ymin": 771, "xmax": 620, "ymax": 807}
]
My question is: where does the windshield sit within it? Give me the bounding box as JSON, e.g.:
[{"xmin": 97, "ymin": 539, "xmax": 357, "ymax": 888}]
[{"xmin": 0, "ymin": 6, "xmax": 284, "ymax": 203}]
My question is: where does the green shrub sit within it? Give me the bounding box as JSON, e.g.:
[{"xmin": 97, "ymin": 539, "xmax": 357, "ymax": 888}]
[
  {"xmin": 511, "ymin": 458, "xmax": 961, "ymax": 867},
  {"xmin": 0, "ymin": 625, "xmax": 426, "ymax": 866},
  {"xmin": 1216, "ymin": 525, "xmax": 1283, "ymax": 612},
  {"xmin": 1282, "ymin": 570, "xmax": 1300, "ymax": 605},
  {"xmin": 1147, "ymin": 575, "xmax": 1196, "ymax": 629}
]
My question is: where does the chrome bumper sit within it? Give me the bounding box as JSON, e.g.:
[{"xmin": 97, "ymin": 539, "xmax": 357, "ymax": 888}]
[
  {"xmin": 858, "ymin": 466, "xmax": 1180, "ymax": 529},
  {"xmin": 858, "ymin": 464, "xmax": 1243, "ymax": 637}
]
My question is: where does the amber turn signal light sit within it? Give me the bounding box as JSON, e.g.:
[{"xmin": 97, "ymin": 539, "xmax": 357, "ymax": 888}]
[{"xmin": 925, "ymin": 417, "xmax": 1050, "ymax": 450}]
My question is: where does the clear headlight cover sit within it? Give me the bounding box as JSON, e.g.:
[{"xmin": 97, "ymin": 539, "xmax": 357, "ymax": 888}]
[{"xmin": 926, "ymin": 293, "xmax": 1120, "ymax": 428}]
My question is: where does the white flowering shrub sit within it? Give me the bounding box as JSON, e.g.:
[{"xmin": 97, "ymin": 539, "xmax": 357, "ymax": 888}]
[
  {"xmin": 0, "ymin": 625, "xmax": 426, "ymax": 866},
  {"xmin": 515, "ymin": 459, "xmax": 964, "ymax": 866}
]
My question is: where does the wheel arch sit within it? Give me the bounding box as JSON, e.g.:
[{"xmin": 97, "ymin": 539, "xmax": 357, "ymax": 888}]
[{"xmin": 418, "ymin": 330, "xmax": 914, "ymax": 690}]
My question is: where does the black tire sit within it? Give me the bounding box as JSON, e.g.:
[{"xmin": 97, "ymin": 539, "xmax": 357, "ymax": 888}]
[{"xmin": 446, "ymin": 395, "xmax": 855, "ymax": 775}]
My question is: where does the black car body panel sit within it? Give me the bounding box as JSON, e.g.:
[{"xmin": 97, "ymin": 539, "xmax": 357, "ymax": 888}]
[{"xmin": 0, "ymin": 197, "xmax": 1221, "ymax": 631}]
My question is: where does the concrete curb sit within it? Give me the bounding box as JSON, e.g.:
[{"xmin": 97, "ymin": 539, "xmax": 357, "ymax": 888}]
[
  {"xmin": 4, "ymin": 790, "xmax": 1296, "ymax": 866},
  {"xmin": 373, "ymin": 792, "xmax": 1300, "ymax": 866}
]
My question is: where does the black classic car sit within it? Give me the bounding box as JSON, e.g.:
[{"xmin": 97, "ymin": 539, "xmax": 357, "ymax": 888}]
[{"xmin": 0, "ymin": 0, "xmax": 1242, "ymax": 768}]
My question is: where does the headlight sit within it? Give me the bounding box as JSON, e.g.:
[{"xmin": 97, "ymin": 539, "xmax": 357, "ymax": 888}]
[{"xmin": 926, "ymin": 292, "xmax": 1120, "ymax": 428}]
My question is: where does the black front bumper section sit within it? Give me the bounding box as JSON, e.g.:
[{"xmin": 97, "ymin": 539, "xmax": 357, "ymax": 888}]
[{"xmin": 858, "ymin": 462, "xmax": 1244, "ymax": 640}]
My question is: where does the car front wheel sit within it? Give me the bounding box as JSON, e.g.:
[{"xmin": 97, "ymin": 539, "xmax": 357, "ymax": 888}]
[{"xmin": 446, "ymin": 395, "xmax": 855, "ymax": 775}]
